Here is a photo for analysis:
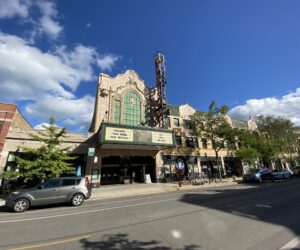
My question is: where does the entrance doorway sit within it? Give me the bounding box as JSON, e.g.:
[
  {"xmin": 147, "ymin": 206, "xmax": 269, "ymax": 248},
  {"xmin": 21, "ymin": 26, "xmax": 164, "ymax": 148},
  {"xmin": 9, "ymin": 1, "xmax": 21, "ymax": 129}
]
[{"xmin": 101, "ymin": 156, "xmax": 155, "ymax": 185}]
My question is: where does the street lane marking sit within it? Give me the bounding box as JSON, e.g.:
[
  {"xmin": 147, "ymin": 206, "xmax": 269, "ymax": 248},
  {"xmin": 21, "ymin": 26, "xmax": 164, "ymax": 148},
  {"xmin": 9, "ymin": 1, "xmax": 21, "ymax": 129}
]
[
  {"xmin": 0, "ymin": 193, "xmax": 182, "ymax": 217},
  {"xmin": 0, "ymin": 197, "xmax": 179, "ymax": 224},
  {"xmin": 280, "ymin": 236, "xmax": 300, "ymax": 250},
  {"xmin": 8, "ymin": 235, "xmax": 90, "ymax": 250}
]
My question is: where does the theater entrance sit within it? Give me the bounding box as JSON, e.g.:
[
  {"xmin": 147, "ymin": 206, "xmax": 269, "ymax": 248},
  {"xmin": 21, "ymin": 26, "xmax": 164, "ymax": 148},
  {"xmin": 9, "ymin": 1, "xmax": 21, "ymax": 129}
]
[{"xmin": 101, "ymin": 156, "xmax": 156, "ymax": 185}]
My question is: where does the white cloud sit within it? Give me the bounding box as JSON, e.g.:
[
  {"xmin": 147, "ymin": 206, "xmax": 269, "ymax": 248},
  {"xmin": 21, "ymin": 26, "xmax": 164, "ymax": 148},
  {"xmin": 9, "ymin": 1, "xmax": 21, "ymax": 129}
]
[
  {"xmin": 0, "ymin": 0, "xmax": 31, "ymax": 19},
  {"xmin": 34, "ymin": 122, "xmax": 60, "ymax": 130},
  {"xmin": 0, "ymin": 0, "xmax": 122, "ymax": 132},
  {"xmin": 97, "ymin": 54, "xmax": 121, "ymax": 72},
  {"xmin": 0, "ymin": 32, "xmax": 96, "ymax": 98},
  {"xmin": 34, "ymin": 123, "xmax": 50, "ymax": 130},
  {"xmin": 0, "ymin": 32, "xmax": 114, "ymax": 131},
  {"xmin": 54, "ymin": 44, "xmax": 98, "ymax": 82},
  {"xmin": 0, "ymin": 0, "xmax": 62, "ymax": 40},
  {"xmin": 27, "ymin": 95, "xmax": 95, "ymax": 131},
  {"xmin": 36, "ymin": 1, "xmax": 63, "ymax": 39},
  {"xmin": 229, "ymin": 88, "xmax": 300, "ymax": 126}
]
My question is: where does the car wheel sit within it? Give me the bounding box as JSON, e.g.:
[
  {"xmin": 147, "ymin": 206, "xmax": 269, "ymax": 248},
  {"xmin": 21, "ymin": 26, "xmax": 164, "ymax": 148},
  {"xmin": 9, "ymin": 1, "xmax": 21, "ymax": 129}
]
[
  {"xmin": 13, "ymin": 198, "xmax": 29, "ymax": 213},
  {"xmin": 71, "ymin": 193, "xmax": 84, "ymax": 206}
]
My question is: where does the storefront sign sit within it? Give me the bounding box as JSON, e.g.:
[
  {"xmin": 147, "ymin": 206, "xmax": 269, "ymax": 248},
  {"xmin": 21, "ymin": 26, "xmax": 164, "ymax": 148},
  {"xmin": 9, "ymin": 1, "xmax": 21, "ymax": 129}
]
[
  {"xmin": 105, "ymin": 127, "xmax": 134, "ymax": 142},
  {"xmin": 152, "ymin": 132, "xmax": 173, "ymax": 144}
]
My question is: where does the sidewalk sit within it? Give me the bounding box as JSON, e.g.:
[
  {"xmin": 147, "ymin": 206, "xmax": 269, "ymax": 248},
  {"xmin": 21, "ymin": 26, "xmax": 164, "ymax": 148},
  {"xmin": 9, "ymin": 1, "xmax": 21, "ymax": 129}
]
[
  {"xmin": 0, "ymin": 177, "xmax": 242, "ymax": 206},
  {"xmin": 90, "ymin": 177, "xmax": 241, "ymax": 200}
]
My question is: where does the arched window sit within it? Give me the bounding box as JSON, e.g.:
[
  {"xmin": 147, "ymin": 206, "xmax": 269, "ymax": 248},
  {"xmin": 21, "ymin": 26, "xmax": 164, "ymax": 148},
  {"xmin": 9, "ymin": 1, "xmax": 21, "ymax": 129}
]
[{"xmin": 123, "ymin": 92, "xmax": 141, "ymax": 126}]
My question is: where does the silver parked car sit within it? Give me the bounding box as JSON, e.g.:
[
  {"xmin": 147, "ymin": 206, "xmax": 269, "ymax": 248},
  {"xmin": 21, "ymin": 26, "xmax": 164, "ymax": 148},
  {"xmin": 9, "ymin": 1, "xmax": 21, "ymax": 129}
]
[
  {"xmin": 272, "ymin": 168, "xmax": 293, "ymax": 179},
  {"xmin": 5, "ymin": 177, "xmax": 91, "ymax": 213}
]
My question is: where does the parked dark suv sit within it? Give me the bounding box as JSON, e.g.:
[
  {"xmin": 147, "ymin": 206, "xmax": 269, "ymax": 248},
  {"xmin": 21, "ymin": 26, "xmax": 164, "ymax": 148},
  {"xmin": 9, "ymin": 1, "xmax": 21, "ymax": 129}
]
[{"xmin": 5, "ymin": 177, "xmax": 91, "ymax": 213}]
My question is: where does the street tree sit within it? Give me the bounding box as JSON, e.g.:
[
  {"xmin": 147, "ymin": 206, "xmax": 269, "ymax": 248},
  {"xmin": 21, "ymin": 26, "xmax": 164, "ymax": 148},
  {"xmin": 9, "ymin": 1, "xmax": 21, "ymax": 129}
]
[
  {"xmin": 2, "ymin": 116, "xmax": 75, "ymax": 186},
  {"xmin": 191, "ymin": 101, "xmax": 235, "ymax": 180},
  {"xmin": 256, "ymin": 115, "xmax": 299, "ymax": 165},
  {"xmin": 236, "ymin": 147, "xmax": 261, "ymax": 166},
  {"xmin": 235, "ymin": 129, "xmax": 280, "ymax": 168}
]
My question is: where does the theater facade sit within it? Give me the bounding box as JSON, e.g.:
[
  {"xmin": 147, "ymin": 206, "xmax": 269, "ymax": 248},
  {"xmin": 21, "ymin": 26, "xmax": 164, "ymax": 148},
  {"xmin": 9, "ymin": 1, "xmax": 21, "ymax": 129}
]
[
  {"xmin": 0, "ymin": 70, "xmax": 258, "ymax": 187},
  {"xmin": 84, "ymin": 70, "xmax": 258, "ymax": 187}
]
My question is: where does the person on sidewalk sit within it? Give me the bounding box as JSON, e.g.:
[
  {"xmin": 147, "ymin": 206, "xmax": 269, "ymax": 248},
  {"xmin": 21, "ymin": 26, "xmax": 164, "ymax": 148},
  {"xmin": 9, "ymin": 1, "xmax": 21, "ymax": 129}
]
[{"xmin": 132, "ymin": 171, "xmax": 135, "ymax": 184}]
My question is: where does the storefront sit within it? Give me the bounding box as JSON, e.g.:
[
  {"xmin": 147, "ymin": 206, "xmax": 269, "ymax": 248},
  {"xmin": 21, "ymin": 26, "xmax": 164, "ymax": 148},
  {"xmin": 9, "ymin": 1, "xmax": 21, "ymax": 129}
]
[
  {"xmin": 200, "ymin": 156, "xmax": 223, "ymax": 177},
  {"xmin": 161, "ymin": 155, "xmax": 199, "ymax": 182},
  {"xmin": 89, "ymin": 123, "xmax": 176, "ymax": 186},
  {"xmin": 223, "ymin": 157, "xmax": 243, "ymax": 177}
]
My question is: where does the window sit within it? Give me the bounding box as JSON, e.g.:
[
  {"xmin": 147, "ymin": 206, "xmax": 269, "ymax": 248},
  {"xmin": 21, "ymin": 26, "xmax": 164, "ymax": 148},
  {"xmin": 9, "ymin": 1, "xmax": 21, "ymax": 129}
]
[
  {"xmin": 164, "ymin": 117, "xmax": 170, "ymax": 128},
  {"xmin": 123, "ymin": 92, "xmax": 141, "ymax": 126},
  {"xmin": 0, "ymin": 121, "xmax": 3, "ymax": 130},
  {"xmin": 43, "ymin": 179, "xmax": 61, "ymax": 188},
  {"xmin": 5, "ymin": 153, "xmax": 18, "ymax": 172},
  {"xmin": 113, "ymin": 100, "xmax": 121, "ymax": 124},
  {"xmin": 186, "ymin": 137, "xmax": 198, "ymax": 148},
  {"xmin": 183, "ymin": 120, "xmax": 193, "ymax": 130},
  {"xmin": 202, "ymin": 138, "xmax": 208, "ymax": 149},
  {"xmin": 175, "ymin": 135, "xmax": 182, "ymax": 146},
  {"xmin": 173, "ymin": 118, "xmax": 180, "ymax": 127},
  {"xmin": 62, "ymin": 179, "xmax": 80, "ymax": 186},
  {"xmin": 200, "ymin": 122, "xmax": 205, "ymax": 130}
]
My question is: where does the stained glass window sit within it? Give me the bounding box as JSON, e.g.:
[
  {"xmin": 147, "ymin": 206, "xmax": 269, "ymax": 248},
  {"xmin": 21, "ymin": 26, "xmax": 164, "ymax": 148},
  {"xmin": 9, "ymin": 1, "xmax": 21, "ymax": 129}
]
[{"xmin": 123, "ymin": 92, "xmax": 141, "ymax": 126}]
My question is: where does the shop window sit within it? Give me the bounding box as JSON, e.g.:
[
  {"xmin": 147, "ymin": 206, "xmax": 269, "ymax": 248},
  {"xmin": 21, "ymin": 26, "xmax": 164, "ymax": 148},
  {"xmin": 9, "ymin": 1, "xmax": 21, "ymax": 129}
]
[
  {"xmin": 113, "ymin": 100, "xmax": 121, "ymax": 124},
  {"xmin": 187, "ymin": 156, "xmax": 198, "ymax": 174},
  {"xmin": 202, "ymin": 138, "xmax": 208, "ymax": 149},
  {"xmin": 173, "ymin": 118, "xmax": 180, "ymax": 127},
  {"xmin": 175, "ymin": 135, "xmax": 182, "ymax": 146},
  {"xmin": 123, "ymin": 92, "xmax": 141, "ymax": 126}
]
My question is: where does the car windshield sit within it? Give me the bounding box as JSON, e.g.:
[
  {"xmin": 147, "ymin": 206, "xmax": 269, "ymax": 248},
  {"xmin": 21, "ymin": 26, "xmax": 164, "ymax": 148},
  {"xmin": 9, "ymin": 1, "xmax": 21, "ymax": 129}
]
[{"xmin": 248, "ymin": 168, "xmax": 260, "ymax": 174}]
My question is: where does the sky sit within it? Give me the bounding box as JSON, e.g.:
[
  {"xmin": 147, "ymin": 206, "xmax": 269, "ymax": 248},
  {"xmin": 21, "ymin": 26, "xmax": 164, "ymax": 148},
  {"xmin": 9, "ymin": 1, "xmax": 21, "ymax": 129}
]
[{"xmin": 0, "ymin": 0, "xmax": 300, "ymax": 133}]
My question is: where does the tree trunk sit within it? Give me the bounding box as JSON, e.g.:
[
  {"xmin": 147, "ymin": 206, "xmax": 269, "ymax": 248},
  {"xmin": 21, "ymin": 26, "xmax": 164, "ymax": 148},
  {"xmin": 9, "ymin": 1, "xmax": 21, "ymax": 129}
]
[{"xmin": 215, "ymin": 150, "xmax": 222, "ymax": 181}]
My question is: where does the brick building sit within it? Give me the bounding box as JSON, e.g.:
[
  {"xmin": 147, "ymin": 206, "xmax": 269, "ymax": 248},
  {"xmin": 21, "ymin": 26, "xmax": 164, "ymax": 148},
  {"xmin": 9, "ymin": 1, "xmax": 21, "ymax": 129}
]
[{"xmin": 0, "ymin": 103, "xmax": 90, "ymax": 186}]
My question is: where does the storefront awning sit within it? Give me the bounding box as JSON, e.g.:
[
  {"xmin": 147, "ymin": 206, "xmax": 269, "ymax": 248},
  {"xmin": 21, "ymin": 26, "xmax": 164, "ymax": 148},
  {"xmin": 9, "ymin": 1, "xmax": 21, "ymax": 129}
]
[{"xmin": 98, "ymin": 123, "xmax": 176, "ymax": 150}]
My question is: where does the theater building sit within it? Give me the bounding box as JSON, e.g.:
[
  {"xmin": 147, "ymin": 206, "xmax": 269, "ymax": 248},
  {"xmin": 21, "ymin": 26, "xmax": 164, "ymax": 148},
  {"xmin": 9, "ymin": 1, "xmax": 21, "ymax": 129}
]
[
  {"xmin": 86, "ymin": 70, "xmax": 176, "ymax": 186},
  {"xmin": 0, "ymin": 70, "xmax": 258, "ymax": 187},
  {"xmin": 85, "ymin": 70, "xmax": 258, "ymax": 186}
]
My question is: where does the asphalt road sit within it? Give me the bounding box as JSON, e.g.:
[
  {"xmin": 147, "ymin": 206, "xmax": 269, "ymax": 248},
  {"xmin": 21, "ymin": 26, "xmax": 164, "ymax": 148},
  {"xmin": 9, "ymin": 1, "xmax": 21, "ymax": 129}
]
[{"xmin": 0, "ymin": 178, "xmax": 300, "ymax": 250}]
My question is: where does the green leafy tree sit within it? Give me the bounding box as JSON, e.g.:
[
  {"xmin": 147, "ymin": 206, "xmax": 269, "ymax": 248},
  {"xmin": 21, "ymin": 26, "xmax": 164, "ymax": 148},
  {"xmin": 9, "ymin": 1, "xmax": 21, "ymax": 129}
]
[
  {"xmin": 236, "ymin": 147, "xmax": 260, "ymax": 166},
  {"xmin": 191, "ymin": 101, "xmax": 235, "ymax": 180},
  {"xmin": 256, "ymin": 115, "xmax": 299, "ymax": 165},
  {"xmin": 235, "ymin": 129, "xmax": 280, "ymax": 168},
  {"xmin": 2, "ymin": 116, "xmax": 75, "ymax": 186}
]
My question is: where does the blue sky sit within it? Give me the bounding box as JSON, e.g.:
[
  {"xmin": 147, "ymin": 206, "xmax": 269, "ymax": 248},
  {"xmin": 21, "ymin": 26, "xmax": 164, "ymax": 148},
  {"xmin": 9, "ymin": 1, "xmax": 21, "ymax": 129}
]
[{"xmin": 0, "ymin": 0, "xmax": 300, "ymax": 132}]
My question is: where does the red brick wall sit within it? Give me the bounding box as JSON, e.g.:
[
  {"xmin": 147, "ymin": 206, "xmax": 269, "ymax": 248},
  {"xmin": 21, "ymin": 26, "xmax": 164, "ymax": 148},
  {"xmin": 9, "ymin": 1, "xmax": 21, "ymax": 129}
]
[{"xmin": 0, "ymin": 103, "xmax": 17, "ymax": 152}]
